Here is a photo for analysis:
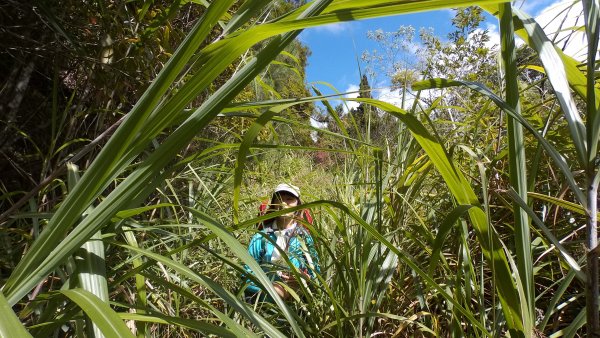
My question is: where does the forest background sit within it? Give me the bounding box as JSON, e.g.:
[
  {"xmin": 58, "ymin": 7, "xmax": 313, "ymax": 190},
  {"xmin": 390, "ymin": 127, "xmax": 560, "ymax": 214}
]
[{"xmin": 0, "ymin": 0, "xmax": 599, "ymax": 337}]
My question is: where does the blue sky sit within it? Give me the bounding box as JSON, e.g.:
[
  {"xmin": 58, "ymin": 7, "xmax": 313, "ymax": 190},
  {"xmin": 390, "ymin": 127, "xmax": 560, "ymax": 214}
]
[
  {"xmin": 299, "ymin": 10, "xmax": 457, "ymax": 95},
  {"xmin": 297, "ymin": 0, "xmax": 564, "ymax": 113}
]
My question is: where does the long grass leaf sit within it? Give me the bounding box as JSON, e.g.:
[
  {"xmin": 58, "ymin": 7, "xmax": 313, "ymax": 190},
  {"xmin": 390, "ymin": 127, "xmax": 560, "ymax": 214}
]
[
  {"xmin": 2, "ymin": 0, "xmax": 238, "ymax": 303},
  {"xmin": 527, "ymin": 192, "xmax": 595, "ymax": 218},
  {"xmin": 233, "ymin": 107, "xmax": 286, "ymax": 221},
  {"xmin": 539, "ymin": 267, "xmax": 578, "ymax": 330},
  {"xmin": 499, "ymin": 3, "xmax": 534, "ymax": 327},
  {"xmin": 506, "ymin": 189, "xmax": 585, "ymax": 281},
  {"xmin": 558, "ymin": 306, "xmax": 586, "ymax": 338},
  {"xmin": 3, "ymin": 0, "xmax": 332, "ymax": 305},
  {"xmin": 117, "ymin": 313, "xmax": 237, "ymax": 338},
  {"xmin": 0, "ymin": 291, "xmax": 31, "ymax": 338},
  {"xmin": 68, "ymin": 163, "xmax": 109, "ymax": 338},
  {"xmin": 347, "ymin": 97, "xmax": 525, "ymax": 335},
  {"xmin": 428, "ymin": 205, "xmax": 474, "ymax": 276},
  {"xmin": 60, "ymin": 289, "xmax": 135, "ymax": 338},
  {"xmin": 482, "ymin": 5, "xmax": 587, "ymax": 165},
  {"xmin": 412, "ymin": 78, "xmax": 586, "ymax": 204},
  {"xmin": 111, "ymin": 242, "xmax": 287, "ymax": 337},
  {"xmin": 582, "ymin": 0, "xmax": 600, "ymax": 160}
]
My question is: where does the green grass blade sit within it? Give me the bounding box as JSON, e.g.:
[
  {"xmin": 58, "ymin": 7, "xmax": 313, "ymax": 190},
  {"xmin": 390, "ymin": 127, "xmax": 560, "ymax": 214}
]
[
  {"xmin": 428, "ymin": 205, "xmax": 474, "ymax": 276},
  {"xmin": 499, "ymin": 3, "xmax": 533, "ymax": 328},
  {"xmin": 117, "ymin": 313, "xmax": 237, "ymax": 338},
  {"xmin": 222, "ymin": 0, "xmax": 272, "ymax": 35},
  {"xmin": 560, "ymin": 306, "xmax": 586, "ymax": 338},
  {"xmin": 233, "ymin": 108, "xmax": 281, "ymax": 222},
  {"xmin": 506, "ymin": 189, "xmax": 585, "ymax": 282},
  {"xmin": 122, "ymin": 227, "xmax": 147, "ymax": 338},
  {"xmin": 582, "ymin": 0, "xmax": 600, "ymax": 160},
  {"xmin": 347, "ymin": 97, "xmax": 524, "ymax": 336},
  {"xmin": 412, "ymin": 78, "xmax": 586, "ymax": 204},
  {"xmin": 527, "ymin": 192, "xmax": 594, "ymax": 217},
  {"xmin": 68, "ymin": 163, "xmax": 109, "ymax": 338},
  {"xmin": 0, "ymin": 291, "xmax": 31, "ymax": 338},
  {"xmin": 2, "ymin": 0, "xmax": 238, "ymax": 303},
  {"xmin": 539, "ymin": 267, "xmax": 578, "ymax": 331},
  {"xmin": 60, "ymin": 289, "xmax": 135, "ymax": 338},
  {"xmin": 111, "ymin": 241, "xmax": 287, "ymax": 337},
  {"xmin": 189, "ymin": 209, "xmax": 305, "ymax": 338},
  {"xmin": 482, "ymin": 5, "xmax": 588, "ymax": 166},
  {"xmin": 75, "ymin": 230, "xmax": 109, "ymax": 338}
]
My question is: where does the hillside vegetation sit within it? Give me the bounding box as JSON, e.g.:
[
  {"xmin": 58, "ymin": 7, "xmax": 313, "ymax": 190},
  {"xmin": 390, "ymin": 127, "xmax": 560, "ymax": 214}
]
[{"xmin": 0, "ymin": 1, "xmax": 599, "ymax": 337}]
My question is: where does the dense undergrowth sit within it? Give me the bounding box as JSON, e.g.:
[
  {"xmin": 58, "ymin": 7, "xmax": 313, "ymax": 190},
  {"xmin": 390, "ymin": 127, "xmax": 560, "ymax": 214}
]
[{"xmin": 1, "ymin": 0, "xmax": 599, "ymax": 337}]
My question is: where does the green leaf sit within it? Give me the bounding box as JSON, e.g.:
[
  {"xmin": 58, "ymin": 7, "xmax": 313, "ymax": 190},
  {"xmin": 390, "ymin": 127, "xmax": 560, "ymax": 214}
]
[
  {"xmin": 233, "ymin": 105, "xmax": 295, "ymax": 221},
  {"xmin": 527, "ymin": 192, "xmax": 594, "ymax": 218},
  {"xmin": 347, "ymin": 96, "xmax": 524, "ymax": 336},
  {"xmin": 0, "ymin": 291, "xmax": 31, "ymax": 338},
  {"xmin": 482, "ymin": 5, "xmax": 589, "ymax": 166},
  {"xmin": 222, "ymin": 0, "xmax": 272, "ymax": 35},
  {"xmin": 507, "ymin": 190, "xmax": 584, "ymax": 281},
  {"xmin": 111, "ymin": 241, "xmax": 287, "ymax": 337},
  {"xmin": 499, "ymin": 3, "xmax": 533, "ymax": 328},
  {"xmin": 60, "ymin": 289, "xmax": 135, "ymax": 338},
  {"xmin": 118, "ymin": 313, "xmax": 237, "ymax": 338},
  {"xmin": 68, "ymin": 163, "xmax": 109, "ymax": 338},
  {"xmin": 113, "ymin": 203, "xmax": 175, "ymax": 221},
  {"xmin": 412, "ymin": 78, "xmax": 586, "ymax": 204},
  {"xmin": 428, "ymin": 205, "xmax": 474, "ymax": 276}
]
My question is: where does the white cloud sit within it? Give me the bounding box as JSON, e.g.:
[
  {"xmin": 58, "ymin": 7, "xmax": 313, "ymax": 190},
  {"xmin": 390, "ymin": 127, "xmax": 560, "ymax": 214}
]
[
  {"xmin": 310, "ymin": 117, "xmax": 327, "ymax": 129},
  {"xmin": 342, "ymin": 84, "xmax": 360, "ymax": 113},
  {"xmin": 515, "ymin": 0, "xmax": 557, "ymax": 17},
  {"xmin": 311, "ymin": 83, "xmax": 360, "ymax": 115},
  {"xmin": 309, "ymin": 116, "xmax": 328, "ymax": 142},
  {"xmin": 374, "ymin": 87, "xmax": 404, "ymax": 109},
  {"xmin": 313, "ymin": 22, "xmax": 350, "ymax": 35},
  {"xmin": 533, "ymin": 0, "xmax": 588, "ymax": 60},
  {"xmin": 299, "ymin": 22, "xmax": 352, "ymax": 40},
  {"xmin": 485, "ymin": 22, "xmax": 502, "ymax": 49}
]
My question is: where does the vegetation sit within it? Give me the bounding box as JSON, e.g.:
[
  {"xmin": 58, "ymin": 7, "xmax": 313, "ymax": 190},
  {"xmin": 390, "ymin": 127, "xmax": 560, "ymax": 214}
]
[{"xmin": 0, "ymin": 0, "xmax": 598, "ymax": 337}]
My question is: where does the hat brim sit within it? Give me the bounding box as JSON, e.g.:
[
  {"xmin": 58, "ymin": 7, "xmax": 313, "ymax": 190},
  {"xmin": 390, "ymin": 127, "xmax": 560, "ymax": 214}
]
[{"xmin": 274, "ymin": 187, "xmax": 300, "ymax": 198}]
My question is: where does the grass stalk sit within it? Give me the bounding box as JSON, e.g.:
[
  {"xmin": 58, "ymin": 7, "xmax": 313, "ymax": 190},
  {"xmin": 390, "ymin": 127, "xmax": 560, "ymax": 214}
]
[
  {"xmin": 499, "ymin": 3, "xmax": 533, "ymax": 333},
  {"xmin": 68, "ymin": 163, "xmax": 109, "ymax": 338},
  {"xmin": 586, "ymin": 175, "xmax": 599, "ymax": 335},
  {"xmin": 583, "ymin": 0, "xmax": 600, "ymax": 334}
]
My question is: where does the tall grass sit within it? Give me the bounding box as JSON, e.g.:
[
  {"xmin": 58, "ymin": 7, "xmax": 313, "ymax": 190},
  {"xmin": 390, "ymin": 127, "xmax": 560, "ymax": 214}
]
[{"xmin": 1, "ymin": 0, "xmax": 598, "ymax": 336}]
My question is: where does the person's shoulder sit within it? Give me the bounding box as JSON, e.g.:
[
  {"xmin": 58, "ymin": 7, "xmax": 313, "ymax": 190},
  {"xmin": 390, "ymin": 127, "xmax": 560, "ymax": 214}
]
[
  {"xmin": 249, "ymin": 230, "xmax": 265, "ymax": 241},
  {"xmin": 251, "ymin": 228, "xmax": 275, "ymax": 239}
]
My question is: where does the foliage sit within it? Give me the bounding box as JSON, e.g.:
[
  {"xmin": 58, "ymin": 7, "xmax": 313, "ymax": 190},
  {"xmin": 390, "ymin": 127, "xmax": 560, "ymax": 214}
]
[{"xmin": 0, "ymin": 0, "xmax": 598, "ymax": 337}]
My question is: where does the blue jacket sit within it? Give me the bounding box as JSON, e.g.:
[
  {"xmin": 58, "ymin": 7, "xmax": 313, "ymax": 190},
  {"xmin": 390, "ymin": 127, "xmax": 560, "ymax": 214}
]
[{"xmin": 243, "ymin": 225, "xmax": 320, "ymax": 296}]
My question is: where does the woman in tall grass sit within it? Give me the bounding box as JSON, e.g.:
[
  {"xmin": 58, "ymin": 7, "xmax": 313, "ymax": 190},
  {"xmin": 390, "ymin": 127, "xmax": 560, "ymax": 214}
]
[{"xmin": 243, "ymin": 183, "xmax": 320, "ymax": 302}]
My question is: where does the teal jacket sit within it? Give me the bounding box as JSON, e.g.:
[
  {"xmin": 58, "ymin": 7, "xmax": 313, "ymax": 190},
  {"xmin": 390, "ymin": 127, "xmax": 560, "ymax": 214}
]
[{"xmin": 243, "ymin": 225, "xmax": 320, "ymax": 296}]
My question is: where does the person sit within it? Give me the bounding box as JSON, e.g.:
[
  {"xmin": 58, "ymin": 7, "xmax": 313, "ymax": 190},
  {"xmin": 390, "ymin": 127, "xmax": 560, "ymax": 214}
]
[{"xmin": 243, "ymin": 183, "xmax": 320, "ymax": 302}]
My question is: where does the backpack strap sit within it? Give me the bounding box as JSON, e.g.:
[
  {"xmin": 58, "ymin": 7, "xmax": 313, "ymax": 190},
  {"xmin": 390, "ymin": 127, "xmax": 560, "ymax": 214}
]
[
  {"xmin": 257, "ymin": 201, "xmax": 269, "ymax": 230},
  {"xmin": 289, "ymin": 227, "xmax": 316, "ymax": 274},
  {"xmin": 259, "ymin": 228, "xmax": 273, "ymax": 261}
]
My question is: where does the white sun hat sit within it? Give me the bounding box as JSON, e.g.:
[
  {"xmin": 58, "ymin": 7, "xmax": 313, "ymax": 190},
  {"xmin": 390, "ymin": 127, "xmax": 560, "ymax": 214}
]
[{"xmin": 273, "ymin": 183, "xmax": 300, "ymax": 199}]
